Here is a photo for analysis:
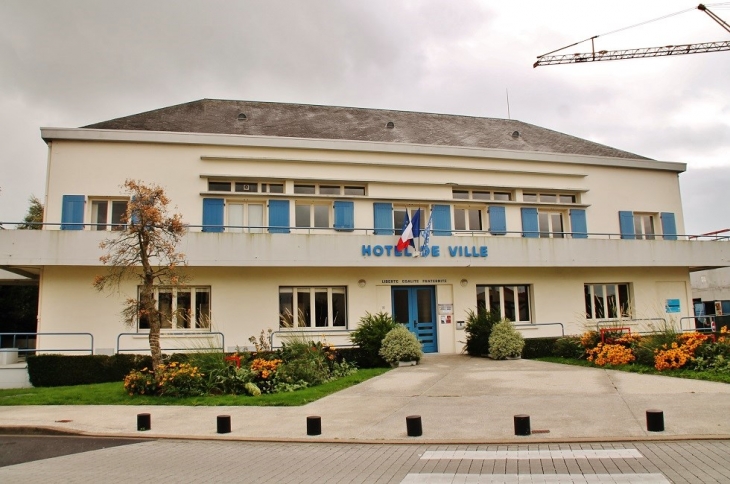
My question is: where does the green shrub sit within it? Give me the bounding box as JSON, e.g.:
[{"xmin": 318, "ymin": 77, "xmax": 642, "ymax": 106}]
[
  {"xmin": 27, "ymin": 354, "xmax": 152, "ymax": 387},
  {"xmin": 488, "ymin": 321, "xmax": 525, "ymax": 359},
  {"xmin": 350, "ymin": 312, "xmax": 398, "ymax": 367},
  {"xmin": 634, "ymin": 328, "xmax": 681, "ymax": 366},
  {"xmin": 521, "ymin": 337, "xmax": 561, "ymax": 359},
  {"xmin": 553, "ymin": 336, "xmax": 585, "ymax": 358},
  {"xmin": 463, "ymin": 308, "xmax": 500, "ymax": 357},
  {"xmin": 379, "ymin": 326, "xmax": 423, "ymax": 366}
]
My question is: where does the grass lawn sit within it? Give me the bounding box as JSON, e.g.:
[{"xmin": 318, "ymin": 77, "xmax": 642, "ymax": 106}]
[
  {"xmin": 0, "ymin": 367, "xmax": 390, "ymax": 406},
  {"xmin": 536, "ymin": 356, "xmax": 730, "ymax": 384}
]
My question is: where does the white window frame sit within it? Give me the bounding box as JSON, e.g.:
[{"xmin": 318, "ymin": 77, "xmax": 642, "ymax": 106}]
[
  {"xmin": 279, "ymin": 286, "xmax": 347, "ymax": 329},
  {"xmin": 137, "ymin": 286, "xmax": 211, "ymax": 331},
  {"xmin": 227, "ymin": 201, "xmax": 265, "ymax": 233},
  {"xmin": 584, "ymin": 283, "xmax": 631, "ymax": 320},
  {"xmin": 295, "ymin": 202, "xmax": 331, "ymax": 229},
  {"xmin": 90, "ymin": 198, "xmax": 128, "ymax": 231},
  {"xmin": 393, "ymin": 206, "xmax": 427, "ymax": 235},
  {"xmin": 538, "ymin": 210, "xmax": 565, "ymax": 238},
  {"xmin": 476, "ymin": 285, "xmax": 531, "ymax": 323},
  {"xmin": 633, "ymin": 213, "xmax": 656, "ymax": 240},
  {"xmin": 453, "ymin": 205, "xmax": 484, "ymax": 233}
]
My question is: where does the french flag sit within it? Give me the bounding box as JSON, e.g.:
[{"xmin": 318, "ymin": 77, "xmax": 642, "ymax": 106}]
[{"xmin": 396, "ymin": 209, "xmax": 421, "ymax": 251}]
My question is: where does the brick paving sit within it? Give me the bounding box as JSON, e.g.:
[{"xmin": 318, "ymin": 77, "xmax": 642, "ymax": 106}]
[{"xmin": 0, "ymin": 439, "xmax": 729, "ymax": 483}]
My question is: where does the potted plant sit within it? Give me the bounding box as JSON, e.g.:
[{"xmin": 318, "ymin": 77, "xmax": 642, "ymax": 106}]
[
  {"xmin": 488, "ymin": 320, "xmax": 525, "ymax": 360},
  {"xmin": 379, "ymin": 326, "xmax": 423, "ymax": 367}
]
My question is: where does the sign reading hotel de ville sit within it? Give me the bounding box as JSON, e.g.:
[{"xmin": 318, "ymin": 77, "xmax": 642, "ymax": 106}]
[{"xmin": 361, "ymin": 244, "xmax": 488, "ymax": 258}]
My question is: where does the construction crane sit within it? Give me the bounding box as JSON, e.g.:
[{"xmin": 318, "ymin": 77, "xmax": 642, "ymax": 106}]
[{"xmin": 534, "ymin": 3, "xmax": 730, "ymax": 67}]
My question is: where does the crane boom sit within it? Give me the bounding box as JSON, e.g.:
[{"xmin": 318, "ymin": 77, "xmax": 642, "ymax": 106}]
[
  {"xmin": 534, "ymin": 4, "xmax": 730, "ymax": 67},
  {"xmin": 534, "ymin": 41, "xmax": 730, "ymax": 67}
]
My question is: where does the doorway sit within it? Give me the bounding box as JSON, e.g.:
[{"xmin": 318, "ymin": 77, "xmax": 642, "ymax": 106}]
[{"xmin": 391, "ymin": 286, "xmax": 438, "ymax": 353}]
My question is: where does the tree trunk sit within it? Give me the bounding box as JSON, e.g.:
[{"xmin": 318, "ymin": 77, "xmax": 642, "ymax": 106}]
[{"xmin": 149, "ymin": 314, "xmax": 162, "ymax": 372}]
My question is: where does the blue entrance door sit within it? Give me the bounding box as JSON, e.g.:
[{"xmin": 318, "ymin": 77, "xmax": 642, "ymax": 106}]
[{"xmin": 392, "ymin": 286, "xmax": 438, "ymax": 353}]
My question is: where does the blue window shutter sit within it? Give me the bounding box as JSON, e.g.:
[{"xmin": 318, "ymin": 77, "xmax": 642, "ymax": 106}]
[
  {"xmin": 619, "ymin": 211, "xmax": 635, "ymax": 240},
  {"xmin": 661, "ymin": 212, "xmax": 677, "ymax": 240},
  {"xmin": 268, "ymin": 200, "xmax": 290, "ymax": 234},
  {"xmin": 202, "ymin": 198, "xmax": 224, "ymax": 233},
  {"xmin": 373, "ymin": 203, "xmax": 393, "ymax": 235},
  {"xmin": 569, "ymin": 209, "xmax": 588, "ymax": 239},
  {"xmin": 334, "ymin": 201, "xmax": 354, "ymax": 232},
  {"xmin": 432, "ymin": 205, "xmax": 452, "ymax": 236},
  {"xmin": 521, "ymin": 207, "xmax": 538, "ymax": 238},
  {"xmin": 488, "ymin": 206, "xmax": 506, "ymax": 235},
  {"xmin": 61, "ymin": 195, "xmax": 85, "ymax": 230}
]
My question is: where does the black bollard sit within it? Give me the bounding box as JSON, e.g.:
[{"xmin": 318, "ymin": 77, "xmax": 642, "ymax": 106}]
[
  {"xmin": 646, "ymin": 409, "xmax": 664, "ymax": 432},
  {"xmin": 406, "ymin": 415, "xmax": 423, "ymax": 437},
  {"xmin": 514, "ymin": 414, "xmax": 531, "ymax": 436},
  {"xmin": 307, "ymin": 416, "xmax": 322, "ymax": 436},
  {"xmin": 217, "ymin": 415, "xmax": 231, "ymax": 434},
  {"xmin": 137, "ymin": 413, "xmax": 151, "ymax": 431}
]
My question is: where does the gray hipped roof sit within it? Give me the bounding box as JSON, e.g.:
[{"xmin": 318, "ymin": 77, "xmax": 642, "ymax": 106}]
[{"xmin": 84, "ymin": 99, "xmax": 649, "ymax": 160}]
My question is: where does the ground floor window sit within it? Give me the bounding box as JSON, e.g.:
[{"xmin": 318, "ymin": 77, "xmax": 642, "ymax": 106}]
[
  {"xmin": 476, "ymin": 285, "xmax": 531, "ymax": 322},
  {"xmin": 138, "ymin": 287, "xmax": 211, "ymax": 330},
  {"xmin": 279, "ymin": 286, "xmax": 347, "ymax": 328},
  {"xmin": 584, "ymin": 283, "xmax": 631, "ymax": 319}
]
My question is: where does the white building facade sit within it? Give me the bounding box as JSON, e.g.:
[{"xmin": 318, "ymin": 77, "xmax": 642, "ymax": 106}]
[{"xmin": 2, "ymin": 99, "xmax": 728, "ymax": 355}]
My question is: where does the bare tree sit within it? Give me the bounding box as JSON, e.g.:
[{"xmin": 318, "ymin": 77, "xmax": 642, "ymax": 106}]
[{"xmin": 94, "ymin": 180, "xmax": 187, "ymax": 371}]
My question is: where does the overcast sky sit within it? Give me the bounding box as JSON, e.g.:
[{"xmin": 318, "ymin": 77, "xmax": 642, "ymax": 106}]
[{"xmin": 1, "ymin": 0, "xmax": 729, "ymax": 234}]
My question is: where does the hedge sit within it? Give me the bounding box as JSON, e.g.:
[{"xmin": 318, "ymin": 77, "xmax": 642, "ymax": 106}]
[
  {"xmin": 521, "ymin": 337, "xmax": 561, "ymax": 359},
  {"xmin": 27, "ymin": 354, "xmax": 152, "ymax": 387}
]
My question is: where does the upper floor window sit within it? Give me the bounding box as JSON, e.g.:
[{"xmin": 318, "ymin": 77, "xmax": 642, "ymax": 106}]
[
  {"xmin": 633, "ymin": 214, "xmax": 655, "ymax": 240},
  {"xmin": 91, "ymin": 199, "xmax": 127, "ymax": 231},
  {"xmin": 393, "ymin": 206, "xmax": 426, "ymax": 234},
  {"xmin": 228, "ymin": 202, "xmax": 265, "ymax": 233},
  {"xmin": 453, "ymin": 189, "xmax": 512, "ymax": 201},
  {"xmin": 208, "ymin": 180, "xmax": 283, "ymax": 193},
  {"xmin": 523, "ymin": 192, "xmax": 577, "ymax": 204},
  {"xmin": 454, "ymin": 206, "xmax": 483, "ymax": 232},
  {"xmin": 294, "ymin": 183, "xmax": 366, "ymax": 196},
  {"xmin": 138, "ymin": 286, "xmax": 211, "ymax": 330},
  {"xmin": 538, "ymin": 211, "xmax": 564, "ymax": 238},
  {"xmin": 295, "ymin": 202, "xmax": 330, "ymax": 228}
]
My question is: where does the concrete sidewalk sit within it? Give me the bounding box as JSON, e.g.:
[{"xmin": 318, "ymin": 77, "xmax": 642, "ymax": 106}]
[{"xmin": 2, "ymin": 355, "xmax": 730, "ymax": 443}]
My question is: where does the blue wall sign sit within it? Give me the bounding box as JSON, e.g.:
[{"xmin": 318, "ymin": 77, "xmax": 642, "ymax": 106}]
[{"xmin": 361, "ymin": 245, "xmax": 488, "ymax": 258}]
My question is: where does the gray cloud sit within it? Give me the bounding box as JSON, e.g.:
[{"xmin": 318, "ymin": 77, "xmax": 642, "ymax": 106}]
[{"xmin": 0, "ymin": 0, "xmax": 728, "ymax": 230}]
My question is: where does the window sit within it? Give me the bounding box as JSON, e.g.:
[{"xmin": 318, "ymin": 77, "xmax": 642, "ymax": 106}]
[
  {"xmin": 295, "ymin": 203, "xmax": 330, "ymax": 228},
  {"xmin": 393, "ymin": 206, "xmax": 426, "ymax": 234},
  {"xmin": 294, "ymin": 184, "xmax": 316, "ymax": 195},
  {"xmin": 344, "ymin": 186, "xmax": 365, "ymax": 196},
  {"xmin": 452, "ymin": 189, "xmax": 512, "ymax": 201},
  {"xmin": 279, "ymin": 287, "xmax": 347, "ymax": 328},
  {"xmin": 477, "ymin": 285, "xmax": 531, "ymax": 323},
  {"xmin": 454, "ymin": 206, "xmax": 483, "ymax": 231},
  {"xmin": 228, "ymin": 202, "xmax": 265, "ymax": 233},
  {"xmin": 634, "ymin": 214, "xmax": 655, "ymax": 240},
  {"xmin": 584, "ymin": 283, "xmax": 631, "ymax": 319},
  {"xmin": 209, "ymin": 180, "xmax": 284, "ymax": 194},
  {"xmin": 523, "ymin": 192, "xmax": 577, "ymax": 204},
  {"xmin": 538, "ymin": 211, "xmax": 564, "ymax": 238},
  {"xmin": 138, "ymin": 287, "xmax": 211, "ymax": 330},
  {"xmin": 91, "ymin": 199, "xmax": 128, "ymax": 231},
  {"xmin": 294, "ymin": 183, "xmax": 365, "ymax": 196},
  {"xmin": 208, "ymin": 181, "xmax": 232, "ymax": 192}
]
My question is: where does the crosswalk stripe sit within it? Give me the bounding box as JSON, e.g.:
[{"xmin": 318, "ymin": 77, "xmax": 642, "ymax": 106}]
[
  {"xmin": 400, "ymin": 473, "xmax": 670, "ymax": 483},
  {"xmin": 421, "ymin": 449, "xmax": 643, "ymax": 460}
]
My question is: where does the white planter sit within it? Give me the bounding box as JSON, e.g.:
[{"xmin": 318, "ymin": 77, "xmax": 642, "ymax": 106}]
[{"xmin": 398, "ymin": 360, "xmax": 418, "ymax": 367}]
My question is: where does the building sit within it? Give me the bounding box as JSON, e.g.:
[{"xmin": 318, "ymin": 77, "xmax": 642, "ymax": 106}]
[{"xmin": 1, "ymin": 99, "xmax": 728, "ymax": 356}]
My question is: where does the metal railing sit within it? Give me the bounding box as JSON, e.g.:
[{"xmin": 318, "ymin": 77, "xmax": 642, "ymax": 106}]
[
  {"xmin": 595, "ymin": 318, "xmax": 668, "ymax": 332},
  {"xmin": 116, "ymin": 331, "xmax": 225, "ymax": 354},
  {"xmin": 1, "ymin": 220, "xmax": 729, "ymax": 241},
  {"xmin": 679, "ymin": 315, "xmax": 718, "ymax": 333},
  {"xmin": 0, "ymin": 332, "xmax": 94, "ymax": 355},
  {"xmin": 269, "ymin": 329, "xmax": 355, "ymax": 349},
  {"xmin": 513, "ymin": 322, "xmax": 565, "ymax": 337}
]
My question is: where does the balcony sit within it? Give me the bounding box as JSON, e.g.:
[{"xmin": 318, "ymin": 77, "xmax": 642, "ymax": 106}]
[{"xmin": 1, "ymin": 226, "xmax": 729, "ymax": 270}]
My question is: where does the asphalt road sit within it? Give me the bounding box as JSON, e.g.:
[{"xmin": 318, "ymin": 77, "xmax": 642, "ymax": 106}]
[{"xmin": 1, "ymin": 436, "xmax": 729, "ymax": 483}]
